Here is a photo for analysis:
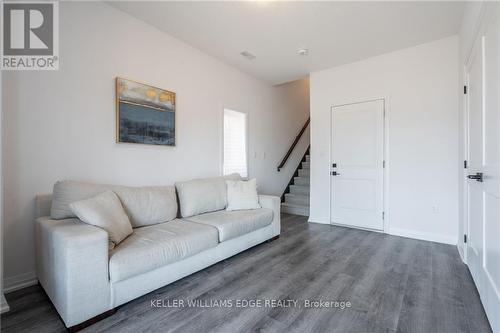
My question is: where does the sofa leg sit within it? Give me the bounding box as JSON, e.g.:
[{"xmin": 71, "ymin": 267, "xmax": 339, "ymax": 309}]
[
  {"xmin": 266, "ymin": 235, "xmax": 280, "ymax": 243},
  {"xmin": 67, "ymin": 308, "xmax": 117, "ymax": 333}
]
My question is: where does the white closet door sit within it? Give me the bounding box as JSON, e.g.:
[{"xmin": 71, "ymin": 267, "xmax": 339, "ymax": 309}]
[{"xmin": 330, "ymin": 99, "xmax": 384, "ymax": 230}]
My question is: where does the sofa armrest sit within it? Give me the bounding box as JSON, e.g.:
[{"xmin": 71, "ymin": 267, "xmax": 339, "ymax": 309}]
[
  {"xmin": 35, "ymin": 217, "xmax": 111, "ymax": 327},
  {"xmin": 258, "ymin": 195, "xmax": 281, "ymax": 236}
]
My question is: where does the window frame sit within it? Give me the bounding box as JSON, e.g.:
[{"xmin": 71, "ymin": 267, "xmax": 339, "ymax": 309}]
[{"xmin": 222, "ymin": 108, "xmax": 249, "ymax": 179}]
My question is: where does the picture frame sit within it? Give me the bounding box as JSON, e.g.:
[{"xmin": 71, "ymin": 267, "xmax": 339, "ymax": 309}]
[{"xmin": 116, "ymin": 77, "xmax": 176, "ymax": 146}]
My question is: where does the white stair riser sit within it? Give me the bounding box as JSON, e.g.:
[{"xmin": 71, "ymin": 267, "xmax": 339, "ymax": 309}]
[
  {"xmin": 298, "ymin": 169, "xmax": 310, "ymax": 178},
  {"xmin": 294, "ymin": 177, "xmax": 309, "ymax": 186},
  {"xmin": 305, "ymin": 156, "xmax": 310, "ymax": 162},
  {"xmin": 281, "ymin": 204, "xmax": 309, "ymax": 216},
  {"xmin": 290, "ymin": 185, "xmax": 309, "ymax": 195},
  {"xmin": 285, "ymin": 199, "xmax": 309, "ymax": 207},
  {"xmin": 301, "ymin": 162, "xmax": 310, "ymax": 169},
  {"xmin": 285, "ymin": 194, "xmax": 309, "ymax": 206}
]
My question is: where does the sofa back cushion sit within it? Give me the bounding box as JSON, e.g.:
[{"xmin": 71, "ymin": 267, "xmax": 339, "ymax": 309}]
[
  {"xmin": 50, "ymin": 180, "xmax": 177, "ymax": 227},
  {"xmin": 51, "ymin": 181, "xmax": 107, "ymax": 219},
  {"xmin": 175, "ymin": 173, "xmax": 241, "ymax": 218},
  {"xmin": 114, "ymin": 186, "xmax": 177, "ymax": 228}
]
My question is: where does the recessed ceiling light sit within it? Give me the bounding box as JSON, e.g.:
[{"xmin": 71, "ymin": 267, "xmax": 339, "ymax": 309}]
[
  {"xmin": 240, "ymin": 51, "xmax": 256, "ymax": 60},
  {"xmin": 297, "ymin": 48, "xmax": 309, "ymax": 56}
]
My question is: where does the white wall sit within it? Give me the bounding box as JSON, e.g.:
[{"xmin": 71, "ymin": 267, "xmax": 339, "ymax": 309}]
[
  {"xmin": 1, "ymin": 2, "xmax": 309, "ymax": 290},
  {"xmin": 273, "ymin": 78, "xmax": 311, "ymax": 176},
  {"xmin": 310, "ymin": 36, "xmax": 459, "ymax": 244}
]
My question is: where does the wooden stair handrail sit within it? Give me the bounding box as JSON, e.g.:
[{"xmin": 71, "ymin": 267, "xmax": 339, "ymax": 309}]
[{"xmin": 277, "ymin": 117, "xmax": 310, "ymax": 171}]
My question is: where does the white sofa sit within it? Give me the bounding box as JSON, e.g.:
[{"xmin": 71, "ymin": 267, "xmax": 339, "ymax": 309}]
[{"xmin": 35, "ymin": 175, "xmax": 280, "ymax": 330}]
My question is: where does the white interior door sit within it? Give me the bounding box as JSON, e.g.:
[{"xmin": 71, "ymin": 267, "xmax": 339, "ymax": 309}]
[
  {"xmin": 330, "ymin": 99, "xmax": 384, "ymax": 231},
  {"xmin": 466, "ymin": 11, "xmax": 500, "ymax": 331}
]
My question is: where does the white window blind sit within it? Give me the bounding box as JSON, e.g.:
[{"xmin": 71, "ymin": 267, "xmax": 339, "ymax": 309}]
[{"xmin": 223, "ymin": 109, "xmax": 248, "ymax": 178}]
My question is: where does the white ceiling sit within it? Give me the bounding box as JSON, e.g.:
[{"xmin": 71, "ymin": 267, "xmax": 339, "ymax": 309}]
[{"xmin": 109, "ymin": 1, "xmax": 464, "ymax": 85}]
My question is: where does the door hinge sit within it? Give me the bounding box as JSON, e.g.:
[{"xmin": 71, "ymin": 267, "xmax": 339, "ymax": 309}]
[
  {"xmin": 382, "ymin": 211, "xmax": 385, "ymax": 220},
  {"xmin": 464, "ymin": 160, "xmax": 468, "ymax": 169},
  {"xmin": 464, "ymin": 85, "xmax": 467, "ymax": 94},
  {"xmin": 464, "ymin": 234, "xmax": 467, "ymax": 243},
  {"xmin": 383, "ymin": 160, "xmax": 386, "ymax": 168}
]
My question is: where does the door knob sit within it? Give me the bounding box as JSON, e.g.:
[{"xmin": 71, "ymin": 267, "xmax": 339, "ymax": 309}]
[
  {"xmin": 331, "ymin": 171, "xmax": 340, "ymax": 176},
  {"xmin": 468, "ymin": 172, "xmax": 483, "ymax": 182}
]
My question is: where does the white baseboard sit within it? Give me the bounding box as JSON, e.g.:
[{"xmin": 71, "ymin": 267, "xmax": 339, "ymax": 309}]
[
  {"xmin": 307, "ymin": 217, "xmax": 329, "ymax": 224},
  {"xmin": 3, "ymin": 271, "xmax": 38, "ymax": 293},
  {"xmin": 388, "ymin": 227, "xmax": 457, "ymax": 245},
  {"xmin": 1, "ymin": 294, "xmax": 9, "ymax": 314},
  {"xmin": 308, "ymin": 219, "xmax": 457, "ymax": 246},
  {"xmin": 330, "ymin": 221, "xmax": 384, "ymax": 234},
  {"xmin": 457, "ymin": 244, "xmax": 466, "ymax": 263}
]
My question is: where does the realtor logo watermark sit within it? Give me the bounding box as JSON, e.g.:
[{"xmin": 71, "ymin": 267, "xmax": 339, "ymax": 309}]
[{"xmin": 1, "ymin": 1, "xmax": 59, "ymax": 70}]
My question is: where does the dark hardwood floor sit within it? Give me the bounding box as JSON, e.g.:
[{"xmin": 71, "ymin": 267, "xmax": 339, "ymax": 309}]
[{"xmin": 1, "ymin": 214, "xmax": 492, "ymax": 333}]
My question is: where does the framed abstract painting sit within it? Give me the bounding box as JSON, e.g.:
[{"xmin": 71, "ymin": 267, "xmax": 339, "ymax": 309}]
[{"xmin": 116, "ymin": 77, "xmax": 175, "ymax": 146}]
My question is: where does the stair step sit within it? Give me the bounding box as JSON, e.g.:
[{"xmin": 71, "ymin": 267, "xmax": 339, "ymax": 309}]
[
  {"xmin": 290, "ymin": 184, "xmax": 309, "ymax": 195},
  {"xmin": 298, "ymin": 169, "xmax": 310, "ymax": 178},
  {"xmin": 285, "ymin": 193, "xmax": 309, "ymax": 206},
  {"xmin": 282, "ymin": 151, "xmax": 310, "ymax": 218},
  {"xmin": 294, "ymin": 177, "xmax": 309, "ymax": 186},
  {"xmin": 281, "ymin": 203, "xmax": 309, "ymax": 217}
]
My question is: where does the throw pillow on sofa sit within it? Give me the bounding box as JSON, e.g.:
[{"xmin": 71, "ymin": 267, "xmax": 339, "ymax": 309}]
[
  {"xmin": 226, "ymin": 178, "xmax": 261, "ymax": 211},
  {"xmin": 70, "ymin": 190, "xmax": 133, "ymax": 246}
]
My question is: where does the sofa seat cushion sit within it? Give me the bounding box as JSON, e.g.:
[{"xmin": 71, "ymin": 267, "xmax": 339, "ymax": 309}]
[
  {"xmin": 109, "ymin": 219, "xmax": 218, "ymax": 282},
  {"xmin": 184, "ymin": 208, "xmax": 273, "ymax": 242}
]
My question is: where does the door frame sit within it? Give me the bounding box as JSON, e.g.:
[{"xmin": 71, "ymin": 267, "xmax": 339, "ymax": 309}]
[
  {"xmin": 463, "ymin": 35, "xmax": 485, "ymax": 266},
  {"xmin": 329, "ymin": 97, "xmax": 389, "ymax": 233},
  {"xmin": 462, "ymin": 64, "xmax": 470, "ymax": 265},
  {"xmin": 461, "ymin": 0, "xmax": 488, "ymax": 266}
]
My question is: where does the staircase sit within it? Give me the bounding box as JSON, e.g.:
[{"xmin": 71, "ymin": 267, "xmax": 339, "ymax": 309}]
[{"xmin": 281, "ymin": 154, "xmax": 310, "ymax": 216}]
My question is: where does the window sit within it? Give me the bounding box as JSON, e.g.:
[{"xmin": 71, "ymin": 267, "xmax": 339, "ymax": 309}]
[{"xmin": 223, "ymin": 109, "xmax": 248, "ymax": 178}]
